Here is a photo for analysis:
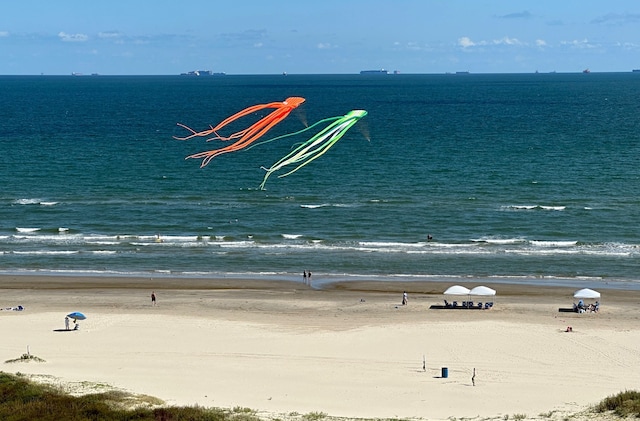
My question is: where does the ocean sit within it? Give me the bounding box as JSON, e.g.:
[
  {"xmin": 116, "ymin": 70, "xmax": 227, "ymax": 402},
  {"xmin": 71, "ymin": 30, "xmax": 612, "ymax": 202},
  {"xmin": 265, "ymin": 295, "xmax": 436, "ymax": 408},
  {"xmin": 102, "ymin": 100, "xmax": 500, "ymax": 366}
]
[{"xmin": 1, "ymin": 73, "xmax": 639, "ymax": 289}]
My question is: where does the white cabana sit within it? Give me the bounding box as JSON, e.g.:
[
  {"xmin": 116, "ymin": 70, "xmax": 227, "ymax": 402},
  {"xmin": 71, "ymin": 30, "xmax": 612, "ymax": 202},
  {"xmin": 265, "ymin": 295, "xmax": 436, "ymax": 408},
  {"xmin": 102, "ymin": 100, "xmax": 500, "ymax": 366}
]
[
  {"xmin": 443, "ymin": 285, "xmax": 470, "ymax": 295},
  {"xmin": 467, "ymin": 285, "xmax": 496, "ymax": 309},
  {"xmin": 573, "ymin": 288, "xmax": 600, "ymax": 299},
  {"xmin": 469, "ymin": 285, "xmax": 496, "ymax": 296},
  {"xmin": 572, "ymin": 288, "xmax": 600, "ymax": 313}
]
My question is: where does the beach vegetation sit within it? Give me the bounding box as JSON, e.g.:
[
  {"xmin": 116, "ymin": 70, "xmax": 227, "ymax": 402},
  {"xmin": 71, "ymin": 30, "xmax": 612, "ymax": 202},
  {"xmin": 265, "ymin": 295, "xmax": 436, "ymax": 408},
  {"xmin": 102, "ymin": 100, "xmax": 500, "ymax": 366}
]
[
  {"xmin": 0, "ymin": 372, "xmax": 234, "ymax": 421},
  {"xmin": 232, "ymin": 406, "xmax": 256, "ymax": 414},
  {"xmin": 302, "ymin": 411, "xmax": 327, "ymax": 421},
  {"xmin": 229, "ymin": 406, "xmax": 260, "ymax": 421},
  {"xmin": 595, "ymin": 390, "xmax": 640, "ymax": 417},
  {"xmin": 4, "ymin": 352, "xmax": 46, "ymax": 363}
]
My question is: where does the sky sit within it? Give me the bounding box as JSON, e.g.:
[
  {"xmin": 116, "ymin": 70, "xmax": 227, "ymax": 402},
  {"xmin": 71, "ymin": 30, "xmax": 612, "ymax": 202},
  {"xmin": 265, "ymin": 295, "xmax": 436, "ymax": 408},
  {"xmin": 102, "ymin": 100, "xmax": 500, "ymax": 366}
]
[{"xmin": 1, "ymin": 0, "xmax": 640, "ymax": 75}]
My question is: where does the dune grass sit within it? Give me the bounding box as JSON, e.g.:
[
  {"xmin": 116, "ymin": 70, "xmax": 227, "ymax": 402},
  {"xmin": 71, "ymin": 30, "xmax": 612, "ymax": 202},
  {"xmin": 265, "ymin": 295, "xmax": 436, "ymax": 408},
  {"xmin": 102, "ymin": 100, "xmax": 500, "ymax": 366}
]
[
  {"xmin": 594, "ymin": 390, "xmax": 640, "ymax": 417},
  {"xmin": 0, "ymin": 372, "xmax": 253, "ymax": 421}
]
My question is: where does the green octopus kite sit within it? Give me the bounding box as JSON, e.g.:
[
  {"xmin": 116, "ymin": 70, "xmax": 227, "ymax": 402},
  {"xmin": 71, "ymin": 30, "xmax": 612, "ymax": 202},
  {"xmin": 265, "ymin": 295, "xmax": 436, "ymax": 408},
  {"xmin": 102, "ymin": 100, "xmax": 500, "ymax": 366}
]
[{"xmin": 255, "ymin": 110, "xmax": 368, "ymax": 189}]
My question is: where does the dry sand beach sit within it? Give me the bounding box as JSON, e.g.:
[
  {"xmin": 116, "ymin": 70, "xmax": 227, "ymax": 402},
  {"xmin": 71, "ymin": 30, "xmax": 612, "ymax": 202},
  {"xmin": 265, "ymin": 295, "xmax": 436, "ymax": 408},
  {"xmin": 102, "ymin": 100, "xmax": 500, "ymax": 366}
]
[{"xmin": 1, "ymin": 275, "xmax": 640, "ymax": 420}]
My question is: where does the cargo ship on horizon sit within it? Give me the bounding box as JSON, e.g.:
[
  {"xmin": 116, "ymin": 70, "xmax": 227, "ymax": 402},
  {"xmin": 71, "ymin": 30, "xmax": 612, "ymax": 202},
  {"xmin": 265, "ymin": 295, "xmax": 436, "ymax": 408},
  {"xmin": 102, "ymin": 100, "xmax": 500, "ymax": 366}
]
[
  {"xmin": 360, "ymin": 69, "xmax": 389, "ymax": 75},
  {"xmin": 180, "ymin": 70, "xmax": 226, "ymax": 76}
]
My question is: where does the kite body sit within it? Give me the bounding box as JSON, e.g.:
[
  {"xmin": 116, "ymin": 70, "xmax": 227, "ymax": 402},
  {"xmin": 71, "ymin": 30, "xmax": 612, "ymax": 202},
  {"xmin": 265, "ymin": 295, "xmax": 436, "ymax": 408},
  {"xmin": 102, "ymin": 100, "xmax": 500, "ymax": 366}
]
[
  {"xmin": 175, "ymin": 97, "xmax": 305, "ymax": 167},
  {"xmin": 259, "ymin": 109, "xmax": 367, "ymax": 189}
]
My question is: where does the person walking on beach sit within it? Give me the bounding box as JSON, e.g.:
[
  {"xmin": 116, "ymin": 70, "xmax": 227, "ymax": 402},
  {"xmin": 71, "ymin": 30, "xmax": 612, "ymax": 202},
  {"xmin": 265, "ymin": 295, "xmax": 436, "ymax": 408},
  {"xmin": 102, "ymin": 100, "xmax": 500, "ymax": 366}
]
[
  {"xmin": 303, "ymin": 270, "xmax": 307, "ymax": 284},
  {"xmin": 65, "ymin": 316, "xmax": 70, "ymax": 331},
  {"xmin": 472, "ymin": 367, "xmax": 476, "ymax": 386},
  {"xmin": 151, "ymin": 291, "xmax": 156, "ymax": 306},
  {"xmin": 307, "ymin": 271, "xmax": 312, "ymax": 285},
  {"xmin": 402, "ymin": 291, "xmax": 408, "ymax": 305}
]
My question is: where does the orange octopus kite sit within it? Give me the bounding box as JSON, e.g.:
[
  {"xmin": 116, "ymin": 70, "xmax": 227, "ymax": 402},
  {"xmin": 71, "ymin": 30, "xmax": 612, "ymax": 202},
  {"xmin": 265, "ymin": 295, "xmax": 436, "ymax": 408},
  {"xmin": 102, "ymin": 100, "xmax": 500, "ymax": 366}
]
[{"xmin": 174, "ymin": 97, "xmax": 305, "ymax": 167}]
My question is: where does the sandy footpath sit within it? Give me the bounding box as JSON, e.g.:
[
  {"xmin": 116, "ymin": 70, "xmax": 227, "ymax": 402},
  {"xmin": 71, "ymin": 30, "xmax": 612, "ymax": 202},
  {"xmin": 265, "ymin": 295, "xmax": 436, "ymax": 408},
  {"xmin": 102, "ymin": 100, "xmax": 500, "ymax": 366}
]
[{"xmin": 1, "ymin": 275, "xmax": 639, "ymax": 420}]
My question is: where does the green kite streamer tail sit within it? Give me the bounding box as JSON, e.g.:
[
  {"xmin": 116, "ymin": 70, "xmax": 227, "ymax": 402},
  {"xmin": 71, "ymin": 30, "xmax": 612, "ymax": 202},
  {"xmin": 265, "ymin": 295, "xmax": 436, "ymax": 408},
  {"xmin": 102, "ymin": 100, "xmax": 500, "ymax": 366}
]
[{"xmin": 259, "ymin": 110, "xmax": 367, "ymax": 189}]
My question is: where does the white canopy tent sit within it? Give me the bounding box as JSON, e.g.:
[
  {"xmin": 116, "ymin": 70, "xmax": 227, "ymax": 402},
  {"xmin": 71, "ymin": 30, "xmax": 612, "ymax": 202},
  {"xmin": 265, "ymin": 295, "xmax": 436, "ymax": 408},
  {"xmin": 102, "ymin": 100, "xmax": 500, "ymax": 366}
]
[
  {"xmin": 573, "ymin": 288, "xmax": 600, "ymax": 299},
  {"xmin": 443, "ymin": 285, "xmax": 470, "ymax": 295},
  {"xmin": 468, "ymin": 285, "xmax": 496, "ymax": 309},
  {"xmin": 469, "ymin": 286, "xmax": 496, "ymax": 296},
  {"xmin": 441, "ymin": 285, "xmax": 495, "ymax": 309},
  {"xmin": 572, "ymin": 288, "xmax": 600, "ymax": 313},
  {"xmin": 441, "ymin": 285, "xmax": 470, "ymax": 308}
]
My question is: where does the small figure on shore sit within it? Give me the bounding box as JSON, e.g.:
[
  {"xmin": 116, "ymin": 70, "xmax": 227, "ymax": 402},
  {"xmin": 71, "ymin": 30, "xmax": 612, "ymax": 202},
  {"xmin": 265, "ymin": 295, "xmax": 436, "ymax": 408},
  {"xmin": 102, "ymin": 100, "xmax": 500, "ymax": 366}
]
[
  {"xmin": 151, "ymin": 291, "xmax": 156, "ymax": 306},
  {"xmin": 303, "ymin": 270, "xmax": 307, "ymax": 284},
  {"xmin": 65, "ymin": 316, "xmax": 70, "ymax": 331},
  {"xmin": 402, "ymin": 291, "xmax": 408, "ymax": 305},
  {"xmin": 472, "ymin": 367, "xmax": 476, "ymax": 386},
  {"xmin": 423, "ymin": 355, "xmax": 426, "ymax": 372},
  {"xmin": 427, "ymin": 234, "xmax": 433, "ymax": 241},
  {"xmin": 307, "ymin": 271, "xmax": 312, "ymax": 285}
]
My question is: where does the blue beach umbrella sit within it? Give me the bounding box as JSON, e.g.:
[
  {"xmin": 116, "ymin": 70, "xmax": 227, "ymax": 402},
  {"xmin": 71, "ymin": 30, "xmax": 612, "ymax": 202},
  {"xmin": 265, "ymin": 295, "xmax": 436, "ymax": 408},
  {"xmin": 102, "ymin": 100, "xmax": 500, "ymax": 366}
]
[{"xmin": 67, "ymin": 312, "xmax": 86, "ymax": 321}]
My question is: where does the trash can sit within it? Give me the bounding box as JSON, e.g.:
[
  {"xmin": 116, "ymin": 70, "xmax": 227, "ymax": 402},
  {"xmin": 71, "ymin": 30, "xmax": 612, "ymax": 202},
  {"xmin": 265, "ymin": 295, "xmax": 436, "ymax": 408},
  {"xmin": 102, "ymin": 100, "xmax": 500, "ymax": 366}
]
[{"xmin": 441, "ymin": 367, "xmax": 448, "ymax": 378}]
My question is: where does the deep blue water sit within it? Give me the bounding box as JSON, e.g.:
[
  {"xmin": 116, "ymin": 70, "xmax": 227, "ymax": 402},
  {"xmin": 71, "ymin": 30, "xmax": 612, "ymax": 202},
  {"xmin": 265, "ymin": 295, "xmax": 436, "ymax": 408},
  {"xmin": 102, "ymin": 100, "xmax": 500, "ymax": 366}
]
[{"xmin": 1, "ymin": 73, "xmax": 639, "ymax": 289}]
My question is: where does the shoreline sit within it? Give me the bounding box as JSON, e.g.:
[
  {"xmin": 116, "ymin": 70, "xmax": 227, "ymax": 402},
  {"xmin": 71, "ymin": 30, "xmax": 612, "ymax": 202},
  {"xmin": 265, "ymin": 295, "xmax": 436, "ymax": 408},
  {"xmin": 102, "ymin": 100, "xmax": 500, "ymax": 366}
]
[
  {"xmin": 2, "ymin": 274, "xmax": 640, "ymax": 420},
  {"xmin": 1, "ymin": 271, "xmax": 639, "ymax": 291}
]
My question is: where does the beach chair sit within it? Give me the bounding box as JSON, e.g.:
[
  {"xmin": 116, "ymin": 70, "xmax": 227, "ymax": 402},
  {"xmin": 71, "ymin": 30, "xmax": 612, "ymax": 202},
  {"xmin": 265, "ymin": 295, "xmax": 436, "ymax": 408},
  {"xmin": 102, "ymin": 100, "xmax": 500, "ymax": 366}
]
[
  {"xmin": 477, "ymin": 302, "xmax": 483, "ymax": 309},
  {"xmin": 452, "ymin": 301, "xmax": 458, "ymax": 308}
]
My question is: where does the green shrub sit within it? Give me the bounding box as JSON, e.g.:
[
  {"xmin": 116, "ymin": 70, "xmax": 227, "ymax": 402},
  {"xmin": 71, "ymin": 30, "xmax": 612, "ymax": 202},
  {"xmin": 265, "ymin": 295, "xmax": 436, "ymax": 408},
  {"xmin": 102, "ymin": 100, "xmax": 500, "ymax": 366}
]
[
  {"xmin": 0, "ymin": 372, "xmax": 228, "ymax": 421},
  {"xmin": 595, "ymin": 390, "xmax": 640, "ymax": 417}
]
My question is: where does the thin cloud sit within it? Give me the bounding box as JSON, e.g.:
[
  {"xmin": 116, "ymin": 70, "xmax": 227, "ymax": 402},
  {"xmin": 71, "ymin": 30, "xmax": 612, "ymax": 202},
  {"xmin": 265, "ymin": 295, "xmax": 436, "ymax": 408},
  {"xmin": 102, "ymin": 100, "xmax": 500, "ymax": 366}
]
[
  {"xmin": 560, "ymin": 39, "xmax": 597, "ymax": 49},
  {"xmin": 458, "ymin": 36, "xmax": 476, "ymax": 48},
  {"xmin": 492, "ymin": 36, "xmax": 522, "ymax": 46},
  {"xmin": 591, "ymin": 13, "xmax": 640, "ymax": 25},
  {"xmin": 317, "ymin": 42, "xmax": 335, "ymax": 49},
  {"xmin": 219, "ymin": 29, "xmax": 268, "ymax": 44},
  {"xmin": 98, "ymin": 31, "xmax": 122, "ymax": 39},
  {"xmin": 0, "ymin": 31, "xmax": 8, "ymax": 37},
  {"xmin": 498, "ymin": 11, "xmax": 533, "ymax": 19},
  {"xmin": 619, "ymin": 41, "xmax": 640, "ymax": 49},
  {"xmin": 404, "ymin": 41, "xmax": 423, "ymax": 51},
  {"xmin": 58, "ymin": 32, "xmax": 88, "ymax": 42},
  {"xmin": 458, "ymin": 36, "xmax": 524, "ymax": 48}
]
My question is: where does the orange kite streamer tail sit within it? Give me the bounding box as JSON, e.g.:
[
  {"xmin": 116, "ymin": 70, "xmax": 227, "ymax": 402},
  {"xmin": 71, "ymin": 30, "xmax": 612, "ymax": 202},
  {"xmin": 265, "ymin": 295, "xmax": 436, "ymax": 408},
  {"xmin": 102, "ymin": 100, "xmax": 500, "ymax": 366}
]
[{"xmin": 175, "ymin": 97, "xmax": 305, "ymax": 167}]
